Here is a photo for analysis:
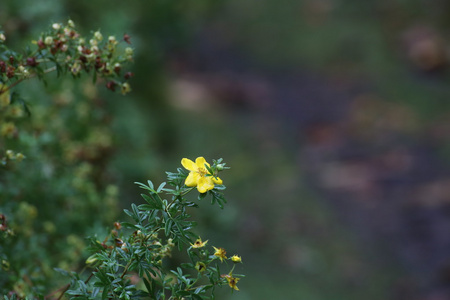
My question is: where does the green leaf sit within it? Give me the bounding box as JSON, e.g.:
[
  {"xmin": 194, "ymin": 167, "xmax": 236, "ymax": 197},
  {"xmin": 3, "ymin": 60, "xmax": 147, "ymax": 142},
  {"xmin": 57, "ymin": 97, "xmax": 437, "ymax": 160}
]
[
  {"xmin": 142, "ymin": 277, "xmax": 153, "ymax": 295},
  {"xmin": 120, "ymin": 222, "xmax": 138, "ymax": 229},
  {"xmin": 101, "ymin": 287, "xmax": 109, "ymax": 300},
  {"xmin": 198, "ymin": 192, "xmax": 207, "ymax": 201},
  {"xmin": 124, "ymin": 209, "xmax": 139, "ymax": 223},
  {"xmin": 192, "ymin": 293, "xmax": 203, "ymax": 300},
  {"xmin": 164, "ymin": 219, "xmax": 173, "ymax": 235},
  {"xmin": 147, "ymin": 180, "xmax": 154, "ymax": 189},
  {"xmin": 157, "ymin": 182, "xmax": 166, "ymax": 193},
  {"xmin": 140, "ymin": 194, "xmax": 162, "ymax": 210}
]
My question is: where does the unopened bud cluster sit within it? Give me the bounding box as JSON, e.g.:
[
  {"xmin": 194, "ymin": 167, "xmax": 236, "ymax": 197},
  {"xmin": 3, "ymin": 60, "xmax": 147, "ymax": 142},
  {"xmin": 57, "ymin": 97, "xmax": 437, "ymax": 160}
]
[{"xmin": 0, "ymin": 19, "xmax": 134, "ymax": 96}]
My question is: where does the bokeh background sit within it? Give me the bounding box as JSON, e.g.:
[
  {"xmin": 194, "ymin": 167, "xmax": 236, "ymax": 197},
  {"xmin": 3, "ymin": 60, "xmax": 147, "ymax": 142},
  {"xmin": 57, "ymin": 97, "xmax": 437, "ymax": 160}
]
[{"xmin": 3, "ymin": 0, "xmax": 450, "ymax": 299}]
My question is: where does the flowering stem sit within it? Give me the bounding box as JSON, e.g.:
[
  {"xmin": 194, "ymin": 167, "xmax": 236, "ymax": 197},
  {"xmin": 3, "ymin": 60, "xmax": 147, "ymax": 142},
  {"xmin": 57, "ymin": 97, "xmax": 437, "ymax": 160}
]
[{"xmin": 4, "ymin": 66, "xmax": 57, "ymax": 92}]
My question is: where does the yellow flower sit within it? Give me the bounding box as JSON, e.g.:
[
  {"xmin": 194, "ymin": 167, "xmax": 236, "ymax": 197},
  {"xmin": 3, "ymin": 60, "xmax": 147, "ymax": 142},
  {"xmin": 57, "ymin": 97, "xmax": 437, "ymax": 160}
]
[
  {"xmin": 181, "ymin": 157, "xmax": 222, "ymax": 193},
  {"xmin": 213, "ymin": 246, "xmax": 227, "ymax": 262},
  {"xmin": 191, "ymin": 237, "xmax": 208, "ymax": 249},
  {"xmin": 195, "ymin": 262, "xmax": 207, "ymax": 273},
  {"xmin": 0, "ymin": 84, "xmax": 10, "ymax": 107},
  {"xmin": 231, "ymin": 255, "xmax": 242, "ymax": 263},
  {"xmin": 1, "ymin": 122, "xmax": 17, "ymax": 138},
  {"xmin": 225, "ymin": 275, "xmax": 240, "ymax": 291}
]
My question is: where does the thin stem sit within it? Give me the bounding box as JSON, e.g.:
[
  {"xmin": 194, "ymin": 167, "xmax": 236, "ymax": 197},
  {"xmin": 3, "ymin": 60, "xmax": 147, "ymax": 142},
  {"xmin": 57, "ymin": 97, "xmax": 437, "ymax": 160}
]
[
  {"xmin": 55, "ymin": 284, "xmax": 70, "ymax": 300},
  {"xmin": 120, "ymin": 259, "xmax": 133, "ymax": 279},
  {"xmin": 4, "ymin": 66, "xmax": 57, "ymax": 92},
  {"xmin": 166, "ymin": 187, "xmax": 194, "ymax": 210}
]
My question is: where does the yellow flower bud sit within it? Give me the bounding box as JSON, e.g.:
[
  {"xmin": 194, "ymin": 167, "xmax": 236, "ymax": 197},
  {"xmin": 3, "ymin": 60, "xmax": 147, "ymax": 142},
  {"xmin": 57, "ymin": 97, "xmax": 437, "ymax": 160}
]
[{"xmin": 231, "ymin": 255, "xmax": 242, "ymax": 263}]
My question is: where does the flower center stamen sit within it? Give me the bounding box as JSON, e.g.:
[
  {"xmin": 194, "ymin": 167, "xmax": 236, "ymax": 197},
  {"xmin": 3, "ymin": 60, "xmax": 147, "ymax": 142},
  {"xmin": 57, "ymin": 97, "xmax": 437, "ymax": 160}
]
[{"xmin": 197, "ymin": 167, "xmax": 207, "ymax": 177}]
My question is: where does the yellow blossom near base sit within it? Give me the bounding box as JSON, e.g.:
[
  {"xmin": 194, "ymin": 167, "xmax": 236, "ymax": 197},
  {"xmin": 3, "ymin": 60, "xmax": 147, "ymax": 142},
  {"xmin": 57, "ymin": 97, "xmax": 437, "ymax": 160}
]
[
  {"xmin": 191, "ymin": 237, "xmax": 208, "ymax": 248},
  {"xmin": 213, "ymin": 246, "xmax": 227, "ymax": 262},
  {"xmin": 225, "ymin": 275, "xmax": 240, "ymax": 291},
  {"xmin": 181, "ymin": 157, "xmax": 223, "ymax": 193}
]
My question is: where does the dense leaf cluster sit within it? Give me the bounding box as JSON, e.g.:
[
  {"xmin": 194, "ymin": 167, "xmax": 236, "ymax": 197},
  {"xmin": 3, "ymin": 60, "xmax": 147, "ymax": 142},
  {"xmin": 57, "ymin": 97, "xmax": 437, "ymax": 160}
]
[{"xmin": 61, "ymin": 161, "xmax": 243, "ymax": 300}]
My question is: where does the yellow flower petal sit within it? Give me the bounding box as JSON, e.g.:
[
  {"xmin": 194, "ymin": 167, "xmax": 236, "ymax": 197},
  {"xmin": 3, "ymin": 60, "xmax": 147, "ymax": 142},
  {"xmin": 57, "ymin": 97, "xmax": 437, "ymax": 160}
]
[
  {"xmin": 195, "ymin": 262, "xmax": 207, "ymax": 273},
  {"xmin": 195, "ymin": 156, "xmax": 210, "ymax": 169},
  {"xmin": 212, "ymin": 177, "xmax": 223, "ymax": 185},
  {"xmin": 226, "ymin": 276, "xmax": 240, "ymax": 291},
  {"xmin": 197, "ymin": 177, "xmax": 214, "ymax": 193},
  {"xmin": 185, "ymin": 172, "xmax": 200, "ymax": 187},
  {"xmin": 191, "ymin": 237, "xmax": 208, "ymax": 248},
  {"xmin": 181, "ymin": 158, "xmax": 196, "ymax": 171},
  {"xmin": 213, "ymin": 246, "xmax": 227, "ymax": 262}
]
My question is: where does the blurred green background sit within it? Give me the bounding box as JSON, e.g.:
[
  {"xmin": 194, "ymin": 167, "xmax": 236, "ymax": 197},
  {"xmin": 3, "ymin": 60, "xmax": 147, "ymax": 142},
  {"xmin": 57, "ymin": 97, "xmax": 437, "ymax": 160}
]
[{"xmin": 3, "ymin": 0, "xmax": 450, "ymax": 299}]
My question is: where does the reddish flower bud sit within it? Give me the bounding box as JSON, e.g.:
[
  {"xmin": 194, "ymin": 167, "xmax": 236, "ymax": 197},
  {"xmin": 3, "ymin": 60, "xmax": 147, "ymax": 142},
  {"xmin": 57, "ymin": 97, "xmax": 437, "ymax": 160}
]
[
  {"xmin": 26, "ymin": 57, "xmax": 39, "ymax": 67},
  {"xmin": 115, "ymin": 238, "xmax": 124, "ymax": 247},
  {"xmin": 94, "ymin": 57, "xmax": 103, "ymax": 69},
  {"xmin": 123, "ymin": 34, "xmax": 131, "ymax": 44},
  {"xmin": 124, "ymin": 72, "xmax": 134, "ymax": 80},
  {"xmin": 106, "ymin": 81, "xmax": 117, "ymax": 91},
  {"xmin": 6, "ymin": 66, "xmax": 15, "ymax": 78},
  {"xmin": 114, "ymin": 222, "xmax": 122, "ymax": 230},
  {"xmin": 54, "ymin": 39, "xmax": 63, "ymax": 49},
  {"xmin": 82, "ymin": 47, "xmax": 92, "ymax": 55},
  {"xmin": 68, "ymin": 30, "xmax": 78, "ymax": 39},
  {"xmin": 37, "ymin": 39, "xmax": 46, "ymax": 49},
  {"xmin": 79, "ymin": 55, "xmax": 87, "ymax": 63},
  {"xmin": 9, "ymin": 56, "xmax": 14, "ymax": 64},
  {"xmin": 0, "ymin": 214, "xmax": 6, "ymax": 231},
  {"xmin": 0, "ymin": 61, "xmax": 5, "ymax": 73}
]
